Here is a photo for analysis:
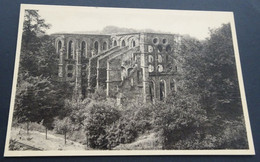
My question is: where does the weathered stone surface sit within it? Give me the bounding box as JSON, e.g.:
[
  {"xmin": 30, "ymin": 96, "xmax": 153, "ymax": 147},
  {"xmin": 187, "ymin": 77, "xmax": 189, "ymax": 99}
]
[{"xmin": 52, "ymin": 32, "xmax": 181, "ymax": 102}]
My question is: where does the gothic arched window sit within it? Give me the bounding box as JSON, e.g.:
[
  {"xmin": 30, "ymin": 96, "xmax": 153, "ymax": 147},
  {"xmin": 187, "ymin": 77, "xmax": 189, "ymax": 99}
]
[
  {"xmin": 68, "ymin": 40, "xmax": 73, "ymax": 59},
  {"xmin": 132, "ymin": 40, "xmax": 136, "ymax": 47},
  {"xmin": 94, "ymin": 41, "xmax": 99, "ymax": 54},
  {"xmin": 81, "ymin": 41, "xmax": 86, "ymax": 57},
  {"xmin": 160, "ymin": 80, "xmax": 166, "ymax": 100},
  {"xmin": 122, "ymin": 40, "xmax": 126, "ymax": 47},
  {"xmin": 103, "ymin": 42, "xmax": 107, "ymax": 50},
  {"xmin": 149, "ymin": 81, "xmax": 155, "ymax": 102},
  {"xmin": 114, "ymin": 40, "xmax": 117, "ymax": 46},
  {"xmin": 57, "ymin": 41, "xmax": 62, "ymax": 53}
]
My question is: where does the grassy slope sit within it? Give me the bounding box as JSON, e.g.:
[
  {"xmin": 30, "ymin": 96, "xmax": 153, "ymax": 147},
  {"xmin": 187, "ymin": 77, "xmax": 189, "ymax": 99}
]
[{"xmin": 10, "ymin": 128, "xmax": 86, "ymax": 151}]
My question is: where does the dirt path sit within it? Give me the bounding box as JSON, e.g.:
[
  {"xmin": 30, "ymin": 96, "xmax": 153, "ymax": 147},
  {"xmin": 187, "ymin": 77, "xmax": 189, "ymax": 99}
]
[{"xmin": 10, "ymin": 128, "xmax": 86, "ymax": 151}]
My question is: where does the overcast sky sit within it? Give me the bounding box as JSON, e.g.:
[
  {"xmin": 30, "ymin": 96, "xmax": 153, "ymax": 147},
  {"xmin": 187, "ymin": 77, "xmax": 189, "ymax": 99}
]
[{"xmin": 23, "ymin": 4, "xmax": 233, "ymax": 40}]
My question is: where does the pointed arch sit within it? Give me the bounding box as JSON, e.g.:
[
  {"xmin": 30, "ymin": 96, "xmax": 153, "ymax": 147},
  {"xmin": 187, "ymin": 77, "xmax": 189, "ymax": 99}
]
[
  {"xmin": 149, "ymin": 81, "xmax": 155, "ymax": 102},
  {"xmin": 81, "ymin": 41, "xmax": 86, "ymax": 58},
  {"xmin": 57, "ymin": 40, "xmax": 62, "ymax": 53},
  {"xmin": 68, "ymin": 40, "xmax": 73, "ymax": 59},
  {"xmin": 94, "ymin": 41, "xmax": 99, "ymax": 54},
  {"xmin": 103, "ymin": 41, "xmax": 107, "ymax": 50},
  {"xmin": 160, "ymin": 79, "xmax": 166, "ymax": 100},
  {"xmin": 121, "ymin": 40, "xmax": 126, "ymax": 47},
  {"xmin": 113, "ymin": 40, "xmax": 117, "ymax": 46},
  {"xmin": 132, "ymin": 40, "xmax": 136, "ymax": 47}
]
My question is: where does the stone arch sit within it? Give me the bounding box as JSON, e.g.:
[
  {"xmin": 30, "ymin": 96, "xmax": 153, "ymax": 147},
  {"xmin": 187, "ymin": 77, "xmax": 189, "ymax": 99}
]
[
  {"xmin": 103, "ymin": 41, "xmax": 108, "ymax": 51},
  {"xmin": 94, "ymin": 41, "xmax": 99, "ymax": 54},
  {"xmin": 132, "ymin": 40, "xmax": 136, "ymax": 47},
  {"xmin": 149, "ymin": 81, "xmax": 155, "ymax": 102},
  {"xmin": 57, "ymin": 40, "xmax": 62, "ymax": 53},
  {"xmin": 113, "ymin": 40, "xmax": 117, "ymax": 46},
  {"xmin": 128, "ymin": 36, "xmax": 139, "ymax": 48},
  {"xmin": 68, "ymin": 40, "xmax": 74, "ymax": 59},
  {"xmin": 121, "ymin": 40, "xmax": 126, "ymax": 47},
  {"xmin": 55, "ymin": 37, "xmax": 64, "ymax": 53},
  {"xmin": 81, "ymin": 41, "xmax": 87, "ymax": 58},
  {"xmin": 159, "ymin": 79, "xmax": 166, "ymax": 100}
]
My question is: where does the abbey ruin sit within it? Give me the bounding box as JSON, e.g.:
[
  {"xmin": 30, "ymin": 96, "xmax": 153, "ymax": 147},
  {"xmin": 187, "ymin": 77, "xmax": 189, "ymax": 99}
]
[{"xmin": 52, "ymin": 33, "xmax": 181, "ymax": 103}]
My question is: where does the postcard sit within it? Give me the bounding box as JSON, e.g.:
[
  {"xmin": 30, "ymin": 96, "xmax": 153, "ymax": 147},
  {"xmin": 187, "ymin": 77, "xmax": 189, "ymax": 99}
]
[{"xmin": 4, "ymin": 4, "xmax": 255, "ymax": 156}]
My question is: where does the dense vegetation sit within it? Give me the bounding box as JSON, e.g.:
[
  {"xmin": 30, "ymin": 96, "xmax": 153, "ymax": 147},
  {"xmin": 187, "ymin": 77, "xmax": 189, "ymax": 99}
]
[{"xmin": 12, "ymin": 10, "xmax": 248, "ymax": 150}]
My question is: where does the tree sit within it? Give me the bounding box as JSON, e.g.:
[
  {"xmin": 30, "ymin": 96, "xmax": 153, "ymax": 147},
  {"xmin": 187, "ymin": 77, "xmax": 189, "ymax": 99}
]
[
  {"xmin": 53, "ymin": 117, "xmax": 73, "ymax": 144},
  {"xmin": 14, "ymin": 75, "xmax": 59, "ymax": 133},
  {"xmin": 201, "ymin": 23, "xmax": 242, "ymax": 120},
  {"xmin": 22, "ymin": 10, "xmax": 50, "ymax": 51},
  {"xmin": 13, "ymin": 9, "xmax": 70, "ymax": 136},
  {"xmin": 84, "ymin": 101, "xmax": 120, "ymax": 149}
]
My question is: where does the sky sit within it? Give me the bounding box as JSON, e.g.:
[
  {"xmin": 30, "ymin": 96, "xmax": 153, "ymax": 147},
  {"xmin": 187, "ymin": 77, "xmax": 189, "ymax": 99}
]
[{"xmin": 24, "ymin": 4, "xmax": 233, "ymax": 40}]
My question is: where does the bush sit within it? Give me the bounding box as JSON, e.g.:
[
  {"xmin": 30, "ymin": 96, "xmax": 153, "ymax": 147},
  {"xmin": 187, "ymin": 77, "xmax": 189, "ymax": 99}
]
[
  {"xmin": 152, "ymin": 99, "xmax": 208, "ymax": 149},
  {"xmin": 84, "ymin": 101, "xmax": 120, "ymax": 149},
  {"xmin": 106, "ymin": 117, "xmax": 138, "ymax": 149}
]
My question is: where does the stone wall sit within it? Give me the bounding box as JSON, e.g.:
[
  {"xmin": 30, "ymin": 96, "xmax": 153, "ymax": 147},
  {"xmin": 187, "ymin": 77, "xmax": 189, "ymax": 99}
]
[{"xmin": 52, "ymin": 32, "xmax": 182, "ymax": 102}]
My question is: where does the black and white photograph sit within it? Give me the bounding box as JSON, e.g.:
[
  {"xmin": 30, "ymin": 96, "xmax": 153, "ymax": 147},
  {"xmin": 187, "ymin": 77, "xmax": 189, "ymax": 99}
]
[{"xmin": 4, "ymin": 4, "xmax": 254, "ymax": 156}]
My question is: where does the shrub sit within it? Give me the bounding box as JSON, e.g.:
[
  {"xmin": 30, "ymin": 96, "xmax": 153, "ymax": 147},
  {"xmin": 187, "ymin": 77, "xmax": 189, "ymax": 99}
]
[
  {"xmin": 106, "ymin": 117, "xmax": 138, "ymax": 149},
  {"xmin": 84, "ymin": 101, "xmax": 120, "ymax": 149}
]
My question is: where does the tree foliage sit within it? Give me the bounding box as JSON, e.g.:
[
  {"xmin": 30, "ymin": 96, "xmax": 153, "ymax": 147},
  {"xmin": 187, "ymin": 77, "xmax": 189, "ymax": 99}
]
[{"xmin": 13, "ymin": 10, "xmax": 68, "ymax": 130}]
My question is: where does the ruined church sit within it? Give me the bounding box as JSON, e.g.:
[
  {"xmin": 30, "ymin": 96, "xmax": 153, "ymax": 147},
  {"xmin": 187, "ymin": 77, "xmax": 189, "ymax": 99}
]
[{"xmin": 52, "ymin": 32, "xmax": 181, "ymax": 103}]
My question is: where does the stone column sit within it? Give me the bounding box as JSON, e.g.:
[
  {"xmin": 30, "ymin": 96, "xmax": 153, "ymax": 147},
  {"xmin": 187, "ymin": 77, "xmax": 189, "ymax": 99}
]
[
  {"xmin": 140, "ymin": 33, "xmax": 150, "ymax": 103},
  {"xmin": 106, "ymin": 61, "xmax": 111, "ymax": 97},
  {"xmin": 75, "ymin": 49, "xmax": 82, "ymax": 98},
  {"xmin": 96, "ymin": 60, "xmax": 100, "ymax": 89},
  {"xmin": 58, "ymin": 47, "xmax": 65, "ymax": 78}
]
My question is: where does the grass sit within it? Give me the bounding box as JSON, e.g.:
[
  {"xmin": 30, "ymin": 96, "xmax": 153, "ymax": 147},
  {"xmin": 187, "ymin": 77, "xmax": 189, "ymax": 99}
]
[{"xmin": 9, "ymin": 127, "xmax": 86, "ymax": 151}]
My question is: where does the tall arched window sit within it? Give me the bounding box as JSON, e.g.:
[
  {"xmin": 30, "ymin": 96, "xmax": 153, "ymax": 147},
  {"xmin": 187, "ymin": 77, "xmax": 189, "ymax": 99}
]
[
  {"xmin": 68, "ymin": 40, "xmax": 73, "ymax": 59},
  {"xmin": 132, "ymin": 40, "xmax": 136, "ymax": 47},
  {"xmin": 103, "ymin": 42, "xmax": 107, "ymax": 50},
  {"xmin": 94, "ymin": 41, "xmax": 99, "ymax": 54},
  {"xmin": 160, "ymin": 80, "xmax": 166, "ymax": 100},
  {"xmin": 57, "ymin": 41, "xmax": 62, "ymax": 53},
  {"xmin": 121, "ymin": 40, "xmax": 126, "ymax": 47},
  {"xmin": 114, "ymin": 40, "xmax": 117, "ymax": 46},
  {"xmin": 81, "ymin": 41, "xmax": 86, "ymax": 58},
  {"xmin": 149, "ymin": 81, "xmax": 155, "ymax": 102}
]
